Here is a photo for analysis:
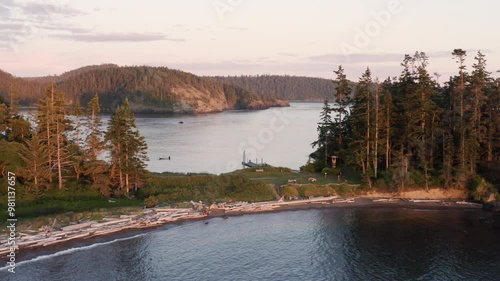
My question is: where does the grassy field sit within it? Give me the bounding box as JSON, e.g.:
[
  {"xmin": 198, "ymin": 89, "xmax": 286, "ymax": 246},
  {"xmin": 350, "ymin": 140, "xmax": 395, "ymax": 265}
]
[{"xmin": 228, "ymin": 166, "xmax": 363, "ymax": 186}]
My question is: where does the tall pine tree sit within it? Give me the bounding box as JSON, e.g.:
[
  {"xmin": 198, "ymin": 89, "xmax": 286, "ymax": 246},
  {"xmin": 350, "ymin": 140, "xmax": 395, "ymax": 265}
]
[{"xmin": 105, "ymin": 99, "xmax": 148, "ymax": 195}]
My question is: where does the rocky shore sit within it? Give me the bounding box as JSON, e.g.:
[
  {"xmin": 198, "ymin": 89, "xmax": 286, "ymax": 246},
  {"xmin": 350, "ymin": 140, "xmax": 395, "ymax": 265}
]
[{"xmin": 0, "ymin": 196, "xmax": 487, "ymax": 258}]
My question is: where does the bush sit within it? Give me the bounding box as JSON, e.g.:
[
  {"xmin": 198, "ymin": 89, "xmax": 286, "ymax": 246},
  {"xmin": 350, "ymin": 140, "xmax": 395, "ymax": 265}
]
[
  {"xmin": 469, "ymin": 175, "xmax": 497, "ymax": 202},
  {"xmin": 332, "ymin": 184, "xmax": 360, "ymax": 196},
  {"xmin": 0, "ymin": 140, "xmax": 24, "ymax": 176},
  {"xmin": 139, "ymin": 174, "xmax": 276, "ymax": 203},
  {"xmin": 300, "ymin": 163, "xmax": 316, "ymax": 173},
  {"xmin": 315, "ymin": 161, "xmax": 325, "ymax": 172},
  {"xmin": 144, "ymin": 196, "xmax": 158, "ymax": 208},
  {"xmin": 322, "ymin": 167, "xmax": 340, "ymax": 175},
  {"xmin": 298, "ymin": 185, "xmax": 336, "ymax": 198},
  {"xmin": 280, "ymin": 185, "xmax": 299, "ymax": 198},
  {"xmin": 409, "ymin": 169, "xmax": 426, "ymax": 186}
]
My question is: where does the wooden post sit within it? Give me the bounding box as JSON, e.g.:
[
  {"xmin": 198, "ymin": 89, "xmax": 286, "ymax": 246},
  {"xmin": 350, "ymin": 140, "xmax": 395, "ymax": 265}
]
[{"xmin": 331, "ymin": 156, "xmax": 338, "ymax": 169}]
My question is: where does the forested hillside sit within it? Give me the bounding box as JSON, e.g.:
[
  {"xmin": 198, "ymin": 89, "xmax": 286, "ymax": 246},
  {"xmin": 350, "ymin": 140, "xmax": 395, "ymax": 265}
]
[
  {"xmin": 212, "ymin": 75, "xmax": 354, "ymax": 101},
  {"xmin": 0, "ymin": 66, "xmax": 288, "ymax": 113}
]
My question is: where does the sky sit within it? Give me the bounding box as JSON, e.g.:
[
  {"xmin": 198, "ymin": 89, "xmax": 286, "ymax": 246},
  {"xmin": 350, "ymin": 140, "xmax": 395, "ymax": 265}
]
[{"xmin": 1, "ymin": 0, "xmax": 499, "ymax": 81}]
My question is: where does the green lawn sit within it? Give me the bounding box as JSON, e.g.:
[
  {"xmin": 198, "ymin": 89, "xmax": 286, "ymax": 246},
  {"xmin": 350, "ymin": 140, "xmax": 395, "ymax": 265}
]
[{"xmin": 228, "ymin": 166, "xmax": 363, "ymax": 186}]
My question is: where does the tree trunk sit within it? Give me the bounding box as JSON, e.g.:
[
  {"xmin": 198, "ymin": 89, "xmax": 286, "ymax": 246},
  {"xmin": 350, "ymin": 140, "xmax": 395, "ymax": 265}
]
[
  {"xmin": 56, "ymin": 117, "xmax": 63, "ymax": 190},
  {"xmin": 374, "ymin": 85, "xmax": 379, "ymax": 178},
  {"xmin": 487, "ymin": 106, "xmax": 493, "ymax": 162},
  {"xmin": 460, "ymin": 72, "xmax": 465, "ymax": 170},
  {"xmin": 430, "ymin": 113, "xmax": 435, "ymax": 169},
  {"xmin": 324, "ymin": 139, "xmax": 328, "ymax": 166},
  {"xmin": 92, "ymin": 108, "xmax": 97, "ymax": 160},
  {"xmin": 46, "ymin": 85, "xmax": 54, "ymax": 184},
  {"xmin": 117, "ymin": 143, "xmax": 123, "ymax": 189},
  {"xmin": 385, "ymin": 106, "xmax": 390, "ymax": 169},
  {"xmin": 366, "ymin": 87, "xmax": 371, "ymax": 176},
  {"xmin": 125, "ymin": 145, "xmax": 129, "ymax": 195},
  {"xmin": 34, "ymin": 163, "xmax": 38, "ymax": 187}
]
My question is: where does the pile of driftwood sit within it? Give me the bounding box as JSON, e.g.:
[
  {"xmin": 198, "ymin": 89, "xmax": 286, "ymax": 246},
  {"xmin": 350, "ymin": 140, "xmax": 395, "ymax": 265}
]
[{"xmin": 0, "ymin": 208, "xmax": 206, "ymax": 256}]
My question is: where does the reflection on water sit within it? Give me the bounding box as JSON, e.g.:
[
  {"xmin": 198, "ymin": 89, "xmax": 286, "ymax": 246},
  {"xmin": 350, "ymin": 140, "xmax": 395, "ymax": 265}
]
[{"xmin": 3, "ymin": 208, "xmax": 499, "ymax": 281}]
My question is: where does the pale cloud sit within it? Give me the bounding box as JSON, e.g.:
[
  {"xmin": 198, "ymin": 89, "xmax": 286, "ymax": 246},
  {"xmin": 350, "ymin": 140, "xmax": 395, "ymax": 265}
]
[
  {"xmin": 279, "ymin": 52, "xmax": 299, "ymax": 57},
  {"xmin": 0, "ymin": 0, "xmax": 15, "ymax": 17},
  {"xmin": 53, "ymin": 32, "xmax": 185, "ymax": 43},
  {"xmin": 309, "ymin": 53, "xmax": 404, "ymax": 64},
  {"xmin": 41, "ymin": 24, "xmax": 92, "ymax": 33},
  {"xmin": 308, "ymin": 51, "xmax": 472, "ymax": 65},
  {"xmin": 0, "ymin": 1, "xmax": 183, "ymax": 48},
  {"xmin": 18, "ymin": 1, "xmax": 85, "ymax": 17},
  {"xmin": 224, "ymin": 26, "xmax": 248, "ymax": 31},
  {"xmin": 0, "ymin": 0, "xmax": 87, "ymax": 50},
  {"xmin": 0, "ymin": 22, "xmax": 24, "ymax": 30}
]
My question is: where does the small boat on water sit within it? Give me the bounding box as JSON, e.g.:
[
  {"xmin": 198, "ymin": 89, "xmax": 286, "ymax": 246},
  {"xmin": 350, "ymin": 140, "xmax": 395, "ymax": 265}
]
[
  {"xmin": 179, "ymin": 121, "xmax": 184, "ymax": 124},
  {"xmin": 158, "ymin": 157, "xmax": 171, "ymax": 160}
]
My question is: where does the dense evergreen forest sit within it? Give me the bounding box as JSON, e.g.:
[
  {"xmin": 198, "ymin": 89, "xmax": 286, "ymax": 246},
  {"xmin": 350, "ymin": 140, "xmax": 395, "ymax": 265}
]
[
  {"xmin": 307, "ymin": 50, "xmax": 500, "ymax": 202},
  {"xmin": 0, "ymin": 65, "xmax": 288, "ymax": 114},
  {"xmin": 212, "ymin": 75, "xmax": 349, "ymax": 101}
]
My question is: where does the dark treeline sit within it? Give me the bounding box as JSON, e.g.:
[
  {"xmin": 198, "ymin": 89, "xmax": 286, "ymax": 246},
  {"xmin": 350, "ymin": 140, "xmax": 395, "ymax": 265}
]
[
  {"xmin": 211, "ymin": 75, "xmax": 353, "ymax": 101},
  {"xmin": 309, "ymin": 50, "xmax": 500, "ymax": 201},
  {"xmin": 0, "ymin": 65, "xmax": 287, "ymax": 113}
]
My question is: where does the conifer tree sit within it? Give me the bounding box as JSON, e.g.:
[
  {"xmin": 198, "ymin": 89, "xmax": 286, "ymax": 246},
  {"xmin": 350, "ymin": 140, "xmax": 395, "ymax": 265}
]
[
  {"xmin": 380, "ymin": 79, "xmax": 394, "ymax": 169},
  {"xmin": 85, "ymin": 94, "xmax": 104, "ymax": 161},
  {"xmin": 105, "ymin": 99, "xmax": 148, "ymax": 195},
  {"xmin": 83, "ymin": 94, "xmax": 110, "ymax": 195},
  {"xmin": 36, "ymin": 83, "xmax": 73, "ymax": 189},
  {"xmin": 331, "ymin": 66, "xmax": 351, "ymax": 163},
  {"xmin": 19, "ymin": 133, "xmax": 49, "ymax": 192},
  {"xmin": 350, "ymin": 68, "xmax": 373, "ymax": 184},
  {"xmin": 373, "ymin": 80, "xmax": 381, "ymax": 178},
  {"xmin": 469, "ymin": 51, "xmax": 490, "ymax": 170},
  {"xmin": 3, "ymin": 79, "xmax": 31, "ymax": 142},
  {"xmin": 414, "ymin": 52, "xmax": 437, "ymax": 191},
  {"xmin": 70, "ymin": 100, "xmax": 85, "ymax": 182},
  {"xmin": 0, "ymin": 102, "xmax": 7, "ymax": 134},
  {"xmin": 452, "ymin": 49, "xmax": 468, "ymax": 172},
  {"xmin": 485, "ymin": 78, "xmax": 500, "ymax": 162},
  {"xmin": 72, "ymin": 100, "xmax": 84, "ymax": 147},
  {"xmin": 312, "ymin": 100, "xmax": 333, "ymax": 167}
]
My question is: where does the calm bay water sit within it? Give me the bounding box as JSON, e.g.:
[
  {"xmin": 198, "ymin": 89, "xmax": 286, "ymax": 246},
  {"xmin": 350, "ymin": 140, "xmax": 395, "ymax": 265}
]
[
  {"xmin": 2, "ymin": 208, "xmax": 499, "ymax": 280},
  {"xmin": 135, "ymin": 102, "xmax": 321, "ymax": 174},
  {"xmin": 23, "ymin": 102, "xmax": 321, "ymax": 174}
]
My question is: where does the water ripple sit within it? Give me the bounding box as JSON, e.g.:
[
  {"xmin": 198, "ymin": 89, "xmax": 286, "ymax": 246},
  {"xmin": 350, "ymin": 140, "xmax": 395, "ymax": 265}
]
[{"xmin": 2, "ymin": 209, "xmax": 499, "ymax": 281}]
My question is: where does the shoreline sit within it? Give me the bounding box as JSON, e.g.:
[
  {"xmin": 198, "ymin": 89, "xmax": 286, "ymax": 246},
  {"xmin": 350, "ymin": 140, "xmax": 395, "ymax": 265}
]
[{"xmin": 0, "ymin": 196, "xmax": 487, "ymax": 262}]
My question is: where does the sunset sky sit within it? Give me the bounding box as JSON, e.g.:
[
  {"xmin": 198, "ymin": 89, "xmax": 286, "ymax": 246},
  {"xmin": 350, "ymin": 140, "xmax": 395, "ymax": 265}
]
[{"xmin": 1, "ymin": 0, "xmax": 499, "ymax": 81}]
